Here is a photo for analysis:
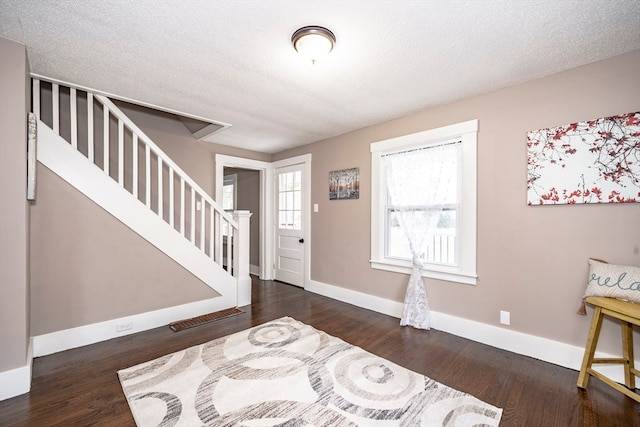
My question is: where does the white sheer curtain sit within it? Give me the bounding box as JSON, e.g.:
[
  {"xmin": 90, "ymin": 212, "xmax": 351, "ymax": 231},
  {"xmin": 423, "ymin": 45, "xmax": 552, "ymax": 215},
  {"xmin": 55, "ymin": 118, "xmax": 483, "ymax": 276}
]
[{"xmin": 384, "ymin": 142, "xmax": 459, "ymax": 329}]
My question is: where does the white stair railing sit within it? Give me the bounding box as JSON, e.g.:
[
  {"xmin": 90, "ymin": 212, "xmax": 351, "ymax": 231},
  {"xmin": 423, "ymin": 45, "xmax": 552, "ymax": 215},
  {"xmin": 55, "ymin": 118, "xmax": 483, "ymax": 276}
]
[{"xmin": 32, "ymin": 78, "xmax": 242, "ymax": 279}]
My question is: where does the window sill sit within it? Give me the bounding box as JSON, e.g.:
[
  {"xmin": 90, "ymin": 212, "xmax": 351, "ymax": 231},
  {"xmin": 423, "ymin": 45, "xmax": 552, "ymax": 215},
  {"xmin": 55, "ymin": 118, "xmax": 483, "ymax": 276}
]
[{"xmin": 370, "ymin": 259, "xmax": 477, "ymax": 285}]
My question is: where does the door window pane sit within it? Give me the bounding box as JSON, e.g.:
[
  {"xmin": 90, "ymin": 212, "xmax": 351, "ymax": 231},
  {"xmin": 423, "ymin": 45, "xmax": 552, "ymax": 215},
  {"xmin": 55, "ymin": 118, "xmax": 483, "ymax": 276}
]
[{"xmin": 278, "ymin": 171, "xmax": 302, "ymax": 230}]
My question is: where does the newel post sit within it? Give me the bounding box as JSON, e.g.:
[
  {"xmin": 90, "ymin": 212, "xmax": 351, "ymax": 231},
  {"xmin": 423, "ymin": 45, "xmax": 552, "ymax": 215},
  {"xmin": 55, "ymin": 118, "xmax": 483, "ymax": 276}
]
[{"xmin": 233, "ymin": 210, "xmax": 252, "ymax": 306}]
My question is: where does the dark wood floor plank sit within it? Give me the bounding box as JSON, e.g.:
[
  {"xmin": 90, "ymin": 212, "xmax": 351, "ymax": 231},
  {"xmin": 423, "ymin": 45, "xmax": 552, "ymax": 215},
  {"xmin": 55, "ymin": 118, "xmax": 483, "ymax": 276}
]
[{"xmin": 0, "ymin": 277, "xmax": 638, "ymax": 426}]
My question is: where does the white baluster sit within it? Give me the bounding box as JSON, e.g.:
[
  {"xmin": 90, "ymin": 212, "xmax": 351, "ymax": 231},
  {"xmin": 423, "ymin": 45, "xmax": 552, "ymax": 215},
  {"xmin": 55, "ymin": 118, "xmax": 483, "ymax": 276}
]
[
  {"xmin": 158, "ymin": 156, "xmax": 163, "ymax": 218},
  {"xmin": 214, "ymin": 212, "xmax": 221, "ymax": 264},
  {"xmin": 132, "ymin": 134, "xmax": 138, "ymax": 198},
  {"xmin": 226, "ymin": 224, "xmax": 233, "ymax": 274},
  {"xmin": 190, "ymin": 189, "xmax": 196, "ymax": 244},
  {"xmin": 118, "ymin": 120, "xmax": 124, "ymax": 186},
  {"xmin": 145, "ymin": 144, "xmax": 151, "ymax": 208},
  {"xmin": 180, "ymin": 177, "xmax": 185, "ymax": 236},
  {"xmin": 87, "ymin": 93, "xmax": 94, "ymax": 162},
  {"xmin": 103, "ymin": 106, "xmax": 109, "ymax": 175},
  {"xmin": 209, "ymin": 203, "xmax": 214, "ymax": 258},
  {"xmin": 32, "ymin": 79, "xmax": 40, "ymax": 119},
  {"xmin": 200, "ymin": 194, "xmax": 205, "ymax": 251},
  {"xmin": 169, "ymin": 168, "xmax": 174, "ymax": 228},
  {"xmin": 52, "ymin": 83, "xmax": 60, "ymax": 134},
  {"xmin": 70, "ymin": 88, "xmax": 77, "ymax": 149}
]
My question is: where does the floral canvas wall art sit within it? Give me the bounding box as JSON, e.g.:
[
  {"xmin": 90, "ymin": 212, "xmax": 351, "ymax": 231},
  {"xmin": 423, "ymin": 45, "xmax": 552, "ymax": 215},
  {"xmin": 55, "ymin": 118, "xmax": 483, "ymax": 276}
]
[{"xmin": 527, "ymin": 112, "xmax": 640, "ymax": 205}]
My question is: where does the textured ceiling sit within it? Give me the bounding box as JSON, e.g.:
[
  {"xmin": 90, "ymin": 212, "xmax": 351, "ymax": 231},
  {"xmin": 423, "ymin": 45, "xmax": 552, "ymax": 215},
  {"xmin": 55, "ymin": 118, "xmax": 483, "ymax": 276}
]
[{"xmin": 1, "ymin": 0, "xmax": 639, "ymax": 154}]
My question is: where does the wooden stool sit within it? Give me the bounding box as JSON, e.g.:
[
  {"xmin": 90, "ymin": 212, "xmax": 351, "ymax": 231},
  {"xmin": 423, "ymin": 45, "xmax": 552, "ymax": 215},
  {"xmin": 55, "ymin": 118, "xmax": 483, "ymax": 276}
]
[{"xmin": 577, "ymin": 296, "xmax": 640, "ymax": 402}]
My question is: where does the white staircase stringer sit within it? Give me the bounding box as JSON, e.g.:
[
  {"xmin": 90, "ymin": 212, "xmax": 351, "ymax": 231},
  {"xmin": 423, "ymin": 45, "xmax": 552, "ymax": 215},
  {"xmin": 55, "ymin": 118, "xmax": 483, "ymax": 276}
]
[{"xmin": 36, "ymin": 119, "xmax": 237, "ymax": 307}]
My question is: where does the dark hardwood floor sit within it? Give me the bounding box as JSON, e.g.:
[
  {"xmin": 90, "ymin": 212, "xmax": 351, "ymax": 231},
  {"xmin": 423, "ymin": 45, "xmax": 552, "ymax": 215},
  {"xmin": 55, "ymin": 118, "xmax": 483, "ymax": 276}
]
[{"xmin": 1, "ymin": 277, "xmax": 638, "ymax": 426}]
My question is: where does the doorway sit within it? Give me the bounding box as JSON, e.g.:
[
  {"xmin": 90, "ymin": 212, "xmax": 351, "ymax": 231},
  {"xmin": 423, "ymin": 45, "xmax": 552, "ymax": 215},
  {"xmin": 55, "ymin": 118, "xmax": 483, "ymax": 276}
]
[
  {"xmin": 272, "ymin": 154, "xmax": 311, "ymax": 287},
  {"xmin": 223, "ymin": 167, "xmax": 260, "ymax": 276},
  {"xmin": 215, "ymin": 153, "xmax": 311, "ymax": 286},
  {"xmin": 274, "ymin": 163, "xmax": 305, "ymax": 286},
  {"xmin": 215, "ymin": 155, "xmax": 271, "ymax": 280}
]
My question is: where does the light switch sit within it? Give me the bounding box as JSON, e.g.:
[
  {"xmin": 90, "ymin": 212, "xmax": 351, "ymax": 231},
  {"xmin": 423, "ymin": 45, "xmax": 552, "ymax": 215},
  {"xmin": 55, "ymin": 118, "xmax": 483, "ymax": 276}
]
[{"xmin": 313, "ymin": 203, "xmax": 319, "ymax": 212}]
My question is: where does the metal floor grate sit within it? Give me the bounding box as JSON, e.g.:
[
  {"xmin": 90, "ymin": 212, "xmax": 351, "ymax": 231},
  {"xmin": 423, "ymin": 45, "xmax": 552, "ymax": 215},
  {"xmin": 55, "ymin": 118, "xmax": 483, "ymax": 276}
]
[{"xmin": 169, "ymin": 307, "xmax": 244, "ymax": 332}]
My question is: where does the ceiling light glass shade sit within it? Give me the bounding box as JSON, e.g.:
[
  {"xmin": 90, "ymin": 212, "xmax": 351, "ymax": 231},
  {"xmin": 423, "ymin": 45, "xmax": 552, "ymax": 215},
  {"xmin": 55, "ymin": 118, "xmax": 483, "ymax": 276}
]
[{"xmin": 292, "ymin": 26, "xmax": 336, "ymax": 64}]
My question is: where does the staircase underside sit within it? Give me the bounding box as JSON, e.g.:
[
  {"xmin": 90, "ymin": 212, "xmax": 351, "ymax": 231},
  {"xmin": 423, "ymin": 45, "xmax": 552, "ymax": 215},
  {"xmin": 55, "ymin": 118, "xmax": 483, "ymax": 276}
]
[{"xmin": 36, "ymin": 119, "xmax": 237, "ymax": 307}]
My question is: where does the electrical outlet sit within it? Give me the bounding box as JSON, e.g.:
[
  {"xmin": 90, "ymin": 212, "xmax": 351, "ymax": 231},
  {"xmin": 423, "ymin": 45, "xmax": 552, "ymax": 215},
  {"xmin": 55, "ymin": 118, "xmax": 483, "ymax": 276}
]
[
  {"xmin": 116, "ymin": 322, "xmax": 133, "ymax": 333},
  {"xmin": 196, "ymin": 201, "xmax": 202, "ymax": 211},
  {"xmin": 500, "ymin": 310, "xmax": 510, "ymax": 326}
]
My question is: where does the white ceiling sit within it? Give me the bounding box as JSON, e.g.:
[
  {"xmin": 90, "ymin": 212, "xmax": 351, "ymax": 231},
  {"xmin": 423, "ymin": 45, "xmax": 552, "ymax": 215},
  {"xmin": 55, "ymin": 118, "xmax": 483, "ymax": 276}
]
[{"xmin": 1, "ymin": 0, "xmax": 639, "ymax": 154}]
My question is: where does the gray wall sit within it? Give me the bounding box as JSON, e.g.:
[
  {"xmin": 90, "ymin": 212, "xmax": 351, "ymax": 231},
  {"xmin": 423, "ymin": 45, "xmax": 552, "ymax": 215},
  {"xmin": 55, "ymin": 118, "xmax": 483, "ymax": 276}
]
[
  {"xmin": 5, "ymin": 36, "xmax": 639, "ymax": 368},
  {"xmin": 0, "ymin": 38, "xmax": 30, "ymax": 373},
  {"xmin": 273, "ymin": 50, "xmax": 640, "ymax": 355},
  {"xmin": 29, "ymin": 98, "xmax": 271, "ymax": 335},
  {"xmin": 29, "ymin": 166, "xmax": 220, "ymax": 335}
]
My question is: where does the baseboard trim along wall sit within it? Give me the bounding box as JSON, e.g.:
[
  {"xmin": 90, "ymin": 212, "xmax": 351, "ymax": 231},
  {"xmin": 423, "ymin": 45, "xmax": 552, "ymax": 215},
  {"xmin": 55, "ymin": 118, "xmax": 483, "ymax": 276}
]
[
  {"xmin": 32, "ymin": 297, "xmax": 230, "ymax": 358},
  {"xmin": 24, "ymin": 278, "xmax": 634, "ymax": 391},
  {"xmin": 0, "ymin": 339, "xmax": 33, "ymax": 401},
  {"xmin": 306, "ymin": 279, "xmax": 636, "ymax": 385}
]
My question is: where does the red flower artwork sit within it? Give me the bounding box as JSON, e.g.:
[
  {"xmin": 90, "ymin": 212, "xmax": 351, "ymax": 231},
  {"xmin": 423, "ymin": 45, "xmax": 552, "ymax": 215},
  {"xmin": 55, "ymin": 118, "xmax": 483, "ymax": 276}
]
[{"xmin": 527, "ymin": 112, "xmax": 640, "ymax": 205}]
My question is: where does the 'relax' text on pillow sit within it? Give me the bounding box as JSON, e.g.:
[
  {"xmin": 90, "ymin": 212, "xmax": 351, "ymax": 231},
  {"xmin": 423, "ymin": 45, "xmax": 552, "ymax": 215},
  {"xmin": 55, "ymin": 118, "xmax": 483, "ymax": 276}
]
[{"xmin": 584, "ymin": 258, "xmax": 640, "ymax": 303}]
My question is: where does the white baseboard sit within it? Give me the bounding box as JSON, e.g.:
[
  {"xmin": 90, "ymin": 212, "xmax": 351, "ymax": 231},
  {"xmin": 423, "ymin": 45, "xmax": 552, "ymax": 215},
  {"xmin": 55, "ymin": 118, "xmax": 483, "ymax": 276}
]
[
  {"xmin": 306, "ymin": 279, "xmax": 635, "ymax": 385},
  {"xmin": 306, "ymin": 279, "xmax": 404, "ymax": 318},
  {"xmin": 33, "ymin": 297, "xmax": 233, "ymax": 357},
  {"xmin": 25, "ymin": 278, "xmax": 636, "ymax": 388},
  {"xmin": 0, "ymin": 339, "xmax": 33, "ymax": 401}
]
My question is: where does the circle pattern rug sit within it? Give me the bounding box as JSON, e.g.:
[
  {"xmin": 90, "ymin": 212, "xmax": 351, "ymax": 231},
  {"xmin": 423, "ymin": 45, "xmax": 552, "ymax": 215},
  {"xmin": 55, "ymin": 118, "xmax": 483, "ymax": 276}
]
[{"xmin": 118, "ymin": 317, "xmax": 502, "ymax": 426}]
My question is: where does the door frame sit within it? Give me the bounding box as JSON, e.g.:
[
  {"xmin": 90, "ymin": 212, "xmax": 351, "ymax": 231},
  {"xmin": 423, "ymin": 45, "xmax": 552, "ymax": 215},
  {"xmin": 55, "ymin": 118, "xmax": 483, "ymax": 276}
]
[
  {"xmin": 215, "ymin": 153, "xmax": 311, "ymax": 285},
  {"xmin": 272, "ymin": 155, "xmax": 312, "ymax": 287},
  {"xmin": 215, "ymin": 154, "xmax": 273, "ymax": 280}
]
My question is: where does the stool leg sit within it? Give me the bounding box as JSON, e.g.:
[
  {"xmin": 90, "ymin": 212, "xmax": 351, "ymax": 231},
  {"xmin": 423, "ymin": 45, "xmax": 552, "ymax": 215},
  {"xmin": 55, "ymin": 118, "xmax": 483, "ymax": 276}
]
[
  {"xmin": 621, "ymin": 320, "xmax": 635, "ymax": 390},
  {"xmin": 578, "ymin": 307, "xmax": 604, "ymax": 388}
]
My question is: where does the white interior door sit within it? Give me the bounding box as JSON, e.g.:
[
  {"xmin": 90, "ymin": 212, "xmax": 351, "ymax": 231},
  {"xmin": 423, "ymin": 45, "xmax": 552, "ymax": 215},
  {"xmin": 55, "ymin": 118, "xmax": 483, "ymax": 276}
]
[{"xmin": 274, "ymin": 164, "xmax": 305, "ymax": 287}]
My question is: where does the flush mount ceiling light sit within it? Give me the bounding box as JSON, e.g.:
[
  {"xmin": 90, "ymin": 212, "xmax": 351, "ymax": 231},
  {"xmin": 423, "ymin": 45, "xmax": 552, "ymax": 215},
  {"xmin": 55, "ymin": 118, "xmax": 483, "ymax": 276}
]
[{"xmin": 291, "ymin": 26, "xmax": 336, "ymax": 64}]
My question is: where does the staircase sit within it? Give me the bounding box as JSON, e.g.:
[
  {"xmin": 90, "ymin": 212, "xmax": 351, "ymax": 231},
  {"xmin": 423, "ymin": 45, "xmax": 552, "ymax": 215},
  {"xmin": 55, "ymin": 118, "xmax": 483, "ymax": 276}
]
[{"xmin": 31, "ymin": 77, "xmax": 251, "ymax": 310}]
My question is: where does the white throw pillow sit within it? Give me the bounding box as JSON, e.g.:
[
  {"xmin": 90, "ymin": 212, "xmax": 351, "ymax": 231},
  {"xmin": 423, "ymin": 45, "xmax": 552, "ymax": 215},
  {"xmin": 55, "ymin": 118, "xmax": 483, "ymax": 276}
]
[{"xmin": 583, "ymin": 258, "xmax": 640, "ymax": 303}]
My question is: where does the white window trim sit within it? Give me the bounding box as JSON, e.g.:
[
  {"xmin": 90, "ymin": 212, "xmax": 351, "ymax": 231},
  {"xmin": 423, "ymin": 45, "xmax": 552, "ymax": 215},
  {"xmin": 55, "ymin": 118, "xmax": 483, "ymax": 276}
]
[{"xmin": 370, "ymin": 119, "xmax": 478, "ymax": 285}]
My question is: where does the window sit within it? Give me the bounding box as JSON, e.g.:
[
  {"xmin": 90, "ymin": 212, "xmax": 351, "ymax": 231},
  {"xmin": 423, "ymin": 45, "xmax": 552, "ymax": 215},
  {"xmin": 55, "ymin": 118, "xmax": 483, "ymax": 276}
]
[
  {"xmin": 370, "ymin": 119, "xmax": 478, "ymax": 285},
  {"xmin": 278, "ymin": 170, "xmax": 302, "ymax": 230},
  {"xmin": 385, "ymin": 142, "xmax": 459, "ymax": 264}
]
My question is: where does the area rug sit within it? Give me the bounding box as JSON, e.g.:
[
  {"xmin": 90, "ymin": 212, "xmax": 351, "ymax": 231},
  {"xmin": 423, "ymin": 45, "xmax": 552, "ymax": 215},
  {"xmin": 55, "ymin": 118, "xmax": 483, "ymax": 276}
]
[{"xmin": 118, "ymin": 317, "xmax": 502, "ymax": 426}]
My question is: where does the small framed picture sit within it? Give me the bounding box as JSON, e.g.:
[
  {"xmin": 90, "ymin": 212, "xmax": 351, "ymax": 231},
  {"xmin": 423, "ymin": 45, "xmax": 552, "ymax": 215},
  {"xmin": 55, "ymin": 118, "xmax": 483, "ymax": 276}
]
[{"xmin": 329, "ymin": 167, "xmax": 359, "ymax": 200}]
